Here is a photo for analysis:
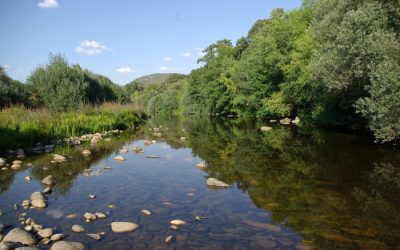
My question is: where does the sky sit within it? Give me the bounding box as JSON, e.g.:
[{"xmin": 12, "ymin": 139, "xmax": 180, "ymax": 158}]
[{"xmin": 0, "ymin": 0, "xmax": 302, "ymax": 85}]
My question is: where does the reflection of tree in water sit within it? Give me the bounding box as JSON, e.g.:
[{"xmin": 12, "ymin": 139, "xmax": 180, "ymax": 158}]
[
  {"xmin": 353, "ymin": 163, "xmax": 400, "ymax": 245},
  {"xmin": 0, "ymin": 168, "xmax": 16, "ymax": 193},
  {"xmin": 147, "ymin": 115, "xmax": 400, "ymax": 249},
  {"xmin": 29, "ymin": 133, "xmax": 138, "ymax": 194}
]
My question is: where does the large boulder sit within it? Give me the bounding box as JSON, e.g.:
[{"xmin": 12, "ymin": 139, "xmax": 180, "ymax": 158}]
[
  {"xmin": 3, "ymin": 228, "xmax": 37, "ymax": 246},
  {"xmin": 50, "ymin": 241, "xmax": 85, "ymax": 250}
]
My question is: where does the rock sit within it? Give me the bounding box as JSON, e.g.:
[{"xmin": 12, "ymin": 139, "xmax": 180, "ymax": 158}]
[
  {"xmin": 170, "ymin": 225, "xmax": 179, "ymax": 230},
  {"xmin": 3, "ymin": 228, "xmax": 37, "ymax": 246},
  {"xmin": 42, "ymin": 187, "xmax": 52, "ymax": 195},
  {"xmin": 88, "ymin": 194, "xmax": 96, "ymax": 199},
  {"xmin": 165, "ymin": 235, "xmax": 173, "ymax": 243},
  {"xmin": 260, "ymin": 126, "xmax": 273, "ymax": 132},
  {"xmin": 16, "ymin": 149, "xmax": 25, "ymax": 159},
  {"xmin": 196, "ymin": 162, "xmax": 206, "ymax": 169},
  {"xmin": 95, "ymin": 213, "xmax": 106, "ymax": 219},
  {"xmin": 66, "ymin": 214, "xmax": 79, "ymax": 219},
  {"xmin": 53, "ymin": 154, "xmax": 65, "ymax": 163},
  {"xmin": 86, "ymin": 233, "xmax": 101, "ymax": 240},
  {"xmin": 111, "ymin": 222, "xmax": 138, "ymax": 233},
  {"xmin": 50, "ymin": 241, "xmax": 85, "ymax": 250},
  {"xmin": 13, "ymin": 160, "xmax": 23, "ymax": 165},
  {"xmin": 0, "ymin": 158, "xmax": 5, "ymax": 167},
  {"xmin": 206, "ymin": 178, "xmax": 231, "ymax": 188},
  {"xmin": 81, "ymin": 150, "xmax": 91, "ymax": 157},
  {"xmin": 83, "ymin": 213, "xmax": 96, "ymax": 221},
  {"xmin": 11, "ymin": 164, "xmax": 21, "ymax": 170},
  {"xmin": 132, "ymin": 147, "xmax": 143, "ymax": 153},
  {"xmin": 37, "ymin": 228, "xmax": 53, "ymax": 238},
  {"xmin": 21, "ymin": 200, "xmax": 30, "ymax": 207},
  {"xmin": 107, "ymin": 204, "xmax": 116, "ymax": 209},
  {"xmin": 24, "ymin": 225, "xmax": 33, "ymax": 232},
  {"xmin": 24, "ymin": 176, "xmax": 32, "ymax": 181},
  {"xmin": 169, "ymin": 220, "xmax": 187, "ymax": 226},
  {"xmin": 119, "ymin": 148, "xmax": 128, "ymax": 154},
  {"xmin": 243, "ymin": 220, "xmax": 282, "ymax": 232},
  {"xmin": 113, "ymin": 156, "xmax": 125, "ymax": 161},
  {"xmin": 44, "ymin": 145, "xmax": 55, "ymax": 153},
  {"xmin": 40, "ymin": 238, "xmax": 51, "ymax": 245},
  {"xmin": 280, "ymin": 118, "xmax": 291, "ymax": 125},
  {"xmin": 0, "ymin": 242, "xmax": 24, "ymax": 250},
  {"xmin": 30, "ymin": 192, "xmax": 47, "ymax": 208},
  {"xmin": 296, "ymin": 241, "xmax": 316, "ymax": 250},
  {"xmin": 180, "ymin": 137, "xmax": 187, "ymax": 141},
  {"xmin": 141, "ymin": 210, "xmax": 151, "ymax": 216},
  {"xmin": 146, "ymin": 155, "xmax": 160, "ymax": 159},
  {"xmin": 71, "ymin": 225, "xmax": 85, "ymax": 233},
  {"xmin": 50, "ymin": 234, "xmax": 64, "ymax": 241},
  {"xmin": 41, "ymin": 175, "xmax": 55, "ymax": 186},
  {"xmin": 291, "ymin": 116, "xmax": 300, "ymax": 124}
]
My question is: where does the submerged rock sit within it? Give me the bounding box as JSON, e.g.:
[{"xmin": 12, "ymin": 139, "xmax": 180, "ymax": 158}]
[
  {"xmin": 243, "ymin": 220, "xmax": 282, "ymax": 232},
  {"xmin": 86, "ymin": 233, "xmax": 101, "ymax": 240},
  {"xmin": 30, "ymin": 192, "xmax": 47, "ymax": 208},
  {"xmin": 41, "ymin": 175, "xmax": 55, "ymax": 186},
  {"xmin": 141, "ymin": 210, "xmax": 151, "ymax": 216},
  {"xmin": 146, "ymin": 155, "xmax": 160, "ymax": 159},
  {"xmin": 169, "ymin": 220, "xmax": 187, "ymax": 226},
  {"xmin": 3, "ymin": 228, "xmax": 37, "ymax": 246},
  {"xmin": 111, "ymin": 222, "xmax": 138, "ymax": 233},
  {"xmin": 71, "ymin": 225, "xmax": 85, "ymax": 233},
  {"xmin": 83, "ymin": 213, "xmax": 96, "ymax": 221},
  {"xmin": 206, "ymin": 178, "xmax": 231, "ymax": 188},
  {"xmin": 114, "ymin": 156, "xmax": 125, "ymax": 161},
  {"xmin": 119, "ymin": 148, "xmax": 128, "ymax": 154},
  {"xmin": 165, "ymin": 235, "xmax": 173, "ymax": 243},
  {"xmin": 50, "ymin": 241, "xmax": 85, "ymax": 250},
  {"xmin": 196, "ymin": 162, "xmax": 206, "ymax": 169},
  {"xmin": 53, "ymin": 154, "xmax": 66, "ymax": 163}
]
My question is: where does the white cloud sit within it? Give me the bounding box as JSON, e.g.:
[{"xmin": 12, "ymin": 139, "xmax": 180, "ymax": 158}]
[
  {"xmin": 116, "ymin": 67, "xmax": 135, "ymax": 73},
  {"xmin": 163, "ymin": 57, "xmax": 172, "ymax": 62},
  {"xmin": 2, "ymin": 65, "xmax": 11, "ymax": 69},
  {"xmin": 75, "ymin": 40, "xmax": 111, "ymax": 55},
  {"xmin": 38, "ymin": 0, "xmax": 59, "ymax": 9},
  {"xmin": 182, "ymin": 52, "xmax": 192, "ymax": 58}
]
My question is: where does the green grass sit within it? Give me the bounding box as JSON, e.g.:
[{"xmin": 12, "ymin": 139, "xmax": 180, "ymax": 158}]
[{"xmin": 0, "ymin": 103, "xmax": 144, "ymax": 152}]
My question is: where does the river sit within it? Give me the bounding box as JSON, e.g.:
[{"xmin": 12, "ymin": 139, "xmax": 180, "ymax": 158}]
[{"xmin": 0, "ymin": 115, "xmax": 399, "ymax": 249}]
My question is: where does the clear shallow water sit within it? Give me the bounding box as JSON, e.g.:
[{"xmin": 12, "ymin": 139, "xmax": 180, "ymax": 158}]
[{"xmin": 0, "ymin": 115, "xmax": 399, "ymax": 249}]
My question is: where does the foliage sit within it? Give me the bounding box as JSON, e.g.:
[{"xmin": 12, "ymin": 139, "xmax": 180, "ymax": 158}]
[{"xmin": 0, "ymin": 67, "xmax": 29, "ymax": 108}]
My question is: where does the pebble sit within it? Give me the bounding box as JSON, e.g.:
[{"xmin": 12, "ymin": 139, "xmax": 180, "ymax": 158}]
[
  {"xmin": 24, "ymin": 176, "xmax": 32, "ymax": 181},
  {"xmin": 119, "ymin": 148, "xmax": 128, "ymax": 154},
  {"xmin": 114, "ymin": 156, "xmax": 125, "ymax": 161},
  {"xmin": 170, "ymin": 225, "xmax": 179, "ymax": 230},
  {"xmin": 206, "ymin": 178, "xmax": 231, "ymax": 187},
  {"xmin": 53, "ymin": 154, "xmax": 66, "ymax": 162},
  {"xmin": 86, "ymin": 233, "xmax": 101, "ymax": 240},
  {"xmin": 165, "ymin": 235, "xmax": 173, "ymax": 243},
  {"xmin": 3, "ymin": 227, "xmax": 38, "ymax": 246},
  {"xmin": 66, "ymin": 214, "xmax": 79, "ymax": 219},
  {"xmin": 41, "ymin": 175, "xmax": 56, "ymax": 186},
  {"xmin": 146, "ymin": 155, "xmax": 160, "ymax": 159},
  {"xmin": 196, "ymin": 162, "xmax": 206, "ymax": 169},
  {"xmin": 95, "ymin": 212, "xmax": 107, "ymax": 219},
  {"xmin": 141, "ymin": 209, "xmax": 151, "ymax": 216},
  {"xmin": 84, "ymin": 213, "xmax": 96, "ymax": 221},
  {"xmin": 30, "ymin": 192, "xmax": 47, "ymax": 208},
  {"xmin": 261, "ymin": 126, "xmax": 273, "ymax": 132},
  {"xmin": 50, "ymin": 233, "xmax": 64, "ymax": 241},
  {"xmin": 82, "ymin": 150, "xmax": 91, "ymax": 157},
  {"xmin": 72, "ymin": 225, "xmax": 85, "ymax": 233},
  {"xmin": 88, "ymin": 194, "xmax": 96, "ymax": 199},
  {"xmin": 170, "ymin": 220, "xmax": 187, "ymax": 226},
  {"xmin": 38, "ymin": 228, "xmax": 53, "ymax": 238},
  {"xmin": 111, "ymin": 222, "xmax": 139, "ymax": 233},
  {"xmin": 50, "ymin": 241, "xmax": 85, "ymax": 250}
]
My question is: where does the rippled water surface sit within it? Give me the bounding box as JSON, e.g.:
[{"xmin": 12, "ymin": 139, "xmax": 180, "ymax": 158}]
[{"xmin": 1, "ymin": 116, "xmax": 400, "ymax": 249}]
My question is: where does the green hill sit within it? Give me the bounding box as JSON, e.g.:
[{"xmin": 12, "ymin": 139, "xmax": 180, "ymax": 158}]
[{"xmin": 129, "ymin": 73, "xmax": 185, "ymax": 86}]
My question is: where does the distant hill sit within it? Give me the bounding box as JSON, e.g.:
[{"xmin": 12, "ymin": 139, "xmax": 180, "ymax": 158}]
[{"xmin": 129, "ymin": 73, "xmax": 186, "ymax": 86}]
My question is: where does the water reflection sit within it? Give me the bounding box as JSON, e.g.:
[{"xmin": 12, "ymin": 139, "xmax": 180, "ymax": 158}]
[{"xmin": 0, "ymin": 115, "xmax": 399, "ymax": 249}]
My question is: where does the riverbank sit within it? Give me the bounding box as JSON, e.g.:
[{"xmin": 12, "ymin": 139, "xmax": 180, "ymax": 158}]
[{"xmin": 0, "ymin": 103, "xmax": 145, "ymax": 153}]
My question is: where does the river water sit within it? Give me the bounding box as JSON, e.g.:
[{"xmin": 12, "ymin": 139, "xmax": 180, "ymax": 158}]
[{"xmin": 0, "ymin": 115, "xmax": 399, "ymax": 249}]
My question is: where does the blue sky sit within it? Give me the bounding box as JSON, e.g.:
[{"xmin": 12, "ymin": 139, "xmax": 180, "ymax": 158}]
[{"xmin": 0, "ymin": 0, "xmax": 302, "ymax": 85}]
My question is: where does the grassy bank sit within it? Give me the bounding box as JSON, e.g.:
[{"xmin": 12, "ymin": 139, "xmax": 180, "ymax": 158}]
[{"xmin": 0, "ymin": 103, "xmax": 144, "ymax": 152}]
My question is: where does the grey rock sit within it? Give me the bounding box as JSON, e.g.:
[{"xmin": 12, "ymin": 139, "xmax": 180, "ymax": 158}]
[
  {"xmin": 30, "ymin": 192, "xmax": 46, "ymax": 208},
  {"xmin": 111, "ymin": 222, "xmax": 138, "ymax": 233},
  {"xmin": 37, "ymin": 228, "xmax": 53, "ymax": 238},
  {"xmin": 0, "ymin": 242, "xmax": 24, "ymax": 250},
  {"xmin": 50, "ymin": 241, "xmax": 85, "ymax": 250},
  {"xmin": 71, "ymin": 225, "xmax": 84, "ymax": 233},
  {"xmin": 41, "ymin": 176, "xmax": 55, "ymax": 186},
  {"xmin": 50, "ymin": 234, "xmax": 64, "ymax": 241},
  {"xmin": 206, "ymin": 178, "xmax": 231, "ymax": 187},
  {"xmin": 3, "ymin": 228, "xmax": 37, "ymax": 246}
]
